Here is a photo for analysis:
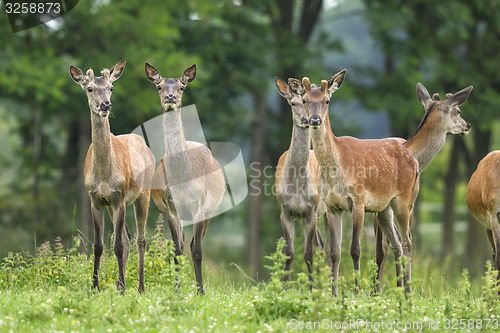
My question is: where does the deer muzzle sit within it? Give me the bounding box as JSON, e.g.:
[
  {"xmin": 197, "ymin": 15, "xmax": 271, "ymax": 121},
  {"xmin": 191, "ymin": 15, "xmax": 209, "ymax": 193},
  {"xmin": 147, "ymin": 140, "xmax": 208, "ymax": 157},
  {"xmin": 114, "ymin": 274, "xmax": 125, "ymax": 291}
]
[
  {"xmin": 99, "ymin": 101, "xmax": 112, "ymax": 117},
  {"xmin": 309, "ymin": 116, "xmax": 322, "ymax": 127},
  {"xmin": 462, "ymin": 122, "xmax": 471, "ymax": 135},
  {"xmin": 165, "ymin": 93, "xmax": 176, "ymax": 103},
  {"xmin": 299, "ymin": 117, "xmax": 309, "ymax": 127}
]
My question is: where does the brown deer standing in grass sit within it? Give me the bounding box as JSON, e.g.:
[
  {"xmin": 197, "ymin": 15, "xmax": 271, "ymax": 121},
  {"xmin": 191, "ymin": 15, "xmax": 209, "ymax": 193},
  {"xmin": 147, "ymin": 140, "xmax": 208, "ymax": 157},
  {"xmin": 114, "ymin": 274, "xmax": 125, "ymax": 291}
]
[
  {"xmin": 374, "ymin": 83, "xmax": 472, "ymax": 292},
  {"xmin": 70, "ymin": 59, "xmax": 155, "ymax": 293},
  {"xmin": 274, "ymin": 77, "xmax": 325, "ymax": 281},
  {"xmin": 289, "ymin": 70, "xmax": 419, "ymax": 295},
  {"xmin": 467, "ymin": 152, "xmax": 500, "ymax": 283},
  {"xmin": 145, "ymin": 63, "xmax": 225, "ymax": 294}
]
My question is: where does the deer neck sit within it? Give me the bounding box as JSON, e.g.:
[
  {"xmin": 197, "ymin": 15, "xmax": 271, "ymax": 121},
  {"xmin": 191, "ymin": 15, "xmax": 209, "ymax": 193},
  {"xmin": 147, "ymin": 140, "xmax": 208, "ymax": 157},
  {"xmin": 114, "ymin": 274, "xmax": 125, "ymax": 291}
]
[
  {"xmin": 286, "ymin": 123, "xmax": 311, "ymax": 171},
  {"xmin": 162, "ymin": 108, "xmax": 191, "ymax": 174},
  {"xmin": 309, "ymin": 113, "xmax": 341, "ymax": 169},
  {"xmin": 404, "ymin": 110, "xmax": 446, "ymax": 171},
  {"xmin": 90, "ymin": 110, "xmax": 115, "ymax": 180}
]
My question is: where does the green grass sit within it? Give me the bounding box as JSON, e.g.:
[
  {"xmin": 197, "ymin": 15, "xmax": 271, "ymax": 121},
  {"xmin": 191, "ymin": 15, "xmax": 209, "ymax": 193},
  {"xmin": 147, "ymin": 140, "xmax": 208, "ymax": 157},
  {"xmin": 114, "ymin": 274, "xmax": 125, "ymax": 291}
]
[{"xmin": 1, "ymin": 220, "xmax": 500, "ymax": 332}]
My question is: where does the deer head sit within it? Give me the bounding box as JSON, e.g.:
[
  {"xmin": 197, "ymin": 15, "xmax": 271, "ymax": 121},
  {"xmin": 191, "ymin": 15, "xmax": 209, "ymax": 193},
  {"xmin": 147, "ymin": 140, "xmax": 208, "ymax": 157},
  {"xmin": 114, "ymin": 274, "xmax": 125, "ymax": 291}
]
[
  {"xmin": 145, "ymin": 63, "xmax": 196, "ymax": 112},
  {"xmin": 289, "ymin": 69, "xmax": 347, "ymax": 128},
  {"xmin": 70, "ymin": 59, "xmax": 126, "ymax": 117},
  {"xmin": 416, "ymin": 82, "xmax": 472, "ymax": 135},
  {"xmin": 275, "ymin": 77, "xmax": 309, "ymax": 128}
]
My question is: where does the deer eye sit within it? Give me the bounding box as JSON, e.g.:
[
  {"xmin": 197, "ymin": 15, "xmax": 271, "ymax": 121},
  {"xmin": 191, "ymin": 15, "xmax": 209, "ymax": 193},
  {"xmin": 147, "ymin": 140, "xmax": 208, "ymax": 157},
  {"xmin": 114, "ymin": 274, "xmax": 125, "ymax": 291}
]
[
  {"xmin": 110, "ymin": 86, "xmax": 114, "ymax": 91},
  {"xmin": 180, "ymin": 86, "xmax": 185, "ymax": 91},
  {"xmin": 157, "ymin": 85, "xmax": 161, "ymax": 91},
  {"xmin": 325, "ymin": 100, "xmax": 330, "ymax": 104},
  {"xmin": 302, "ymin": 99, "xmax": 306, "ymax": 104},
  {"xmin": 87, "ymin": 87, "xmax": 92, "ymax": 92},
  {"xmin": 291, "ymin": 102, "xmax": 296, "ymax": 106}
]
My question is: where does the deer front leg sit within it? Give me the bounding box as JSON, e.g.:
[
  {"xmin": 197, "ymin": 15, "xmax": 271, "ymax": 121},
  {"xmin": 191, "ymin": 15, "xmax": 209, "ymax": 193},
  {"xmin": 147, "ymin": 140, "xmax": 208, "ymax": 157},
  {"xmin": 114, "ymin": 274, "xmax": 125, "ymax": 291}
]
[
  {"xmin": 315, "ymin": 221, "xmax": 325, "ymax": 250},
  {"xmin": 91, "ymin": 204, "xmax": 105, "ymax": 291},
  {"xmin": 280, "ymin": 210, "xmax": 295, "ymax": 281},
  {"xmin": 325, "ymin": 209, "xmax": 342, "ymax": 296},
  {"xmin": 351, "ymin": 202, "xmax": 365, "ymax": 290},
  {"xmin": 191, "ymin": 218, "xmax": 210, "ymax": 295},
  {"xmin": 134, "ymin": 191, "xmax": 150, "ymax": 293},
  {"xmin": 112, "ymin": 203, "xmax": 128, "ymax": 291}
]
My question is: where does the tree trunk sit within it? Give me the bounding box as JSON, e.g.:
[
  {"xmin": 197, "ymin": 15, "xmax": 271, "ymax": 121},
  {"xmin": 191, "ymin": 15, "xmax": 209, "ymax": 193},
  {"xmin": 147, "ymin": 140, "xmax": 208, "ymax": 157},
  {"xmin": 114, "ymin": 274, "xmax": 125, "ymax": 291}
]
[
  {"xmin": 464, "ymin": 128, "xmax": 491, "ymax": 276},
  {"xmin": 78, "ymin": 113, "xmax": 92, "ymax": 250},
  {"xmin": 247, "ymin": 92, "xmax": 267, "ymax": 278},
  {"xmin": 32, "ymin": 107, "xmax": 43, "ymax": 226},
  {"xmin": 59, "ymin": 119, "xmax": 80, "ymax": 193},
  {"xmin": 442, "ymin": 136, "xmax": 461, "ymax": 257},
  {"xmin": 268, "ymin": 0, "xmax": 324, "ymax": 166}
]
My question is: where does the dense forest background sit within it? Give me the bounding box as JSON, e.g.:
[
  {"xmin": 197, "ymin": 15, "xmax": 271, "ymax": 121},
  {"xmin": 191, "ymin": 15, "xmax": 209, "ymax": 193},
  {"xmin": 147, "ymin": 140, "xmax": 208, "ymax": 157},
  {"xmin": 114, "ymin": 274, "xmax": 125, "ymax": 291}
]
[{"xmin": 1, "ymin": 0, "xmax": 500, "ymax": 281}]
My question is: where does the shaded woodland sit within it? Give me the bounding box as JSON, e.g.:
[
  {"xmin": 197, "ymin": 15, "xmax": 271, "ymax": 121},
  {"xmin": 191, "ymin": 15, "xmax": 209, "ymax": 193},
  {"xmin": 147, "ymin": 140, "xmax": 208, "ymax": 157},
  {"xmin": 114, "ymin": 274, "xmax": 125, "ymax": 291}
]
[{"xmin": 1, "ymin": 0, "xmax": 500, "ymax": 279}]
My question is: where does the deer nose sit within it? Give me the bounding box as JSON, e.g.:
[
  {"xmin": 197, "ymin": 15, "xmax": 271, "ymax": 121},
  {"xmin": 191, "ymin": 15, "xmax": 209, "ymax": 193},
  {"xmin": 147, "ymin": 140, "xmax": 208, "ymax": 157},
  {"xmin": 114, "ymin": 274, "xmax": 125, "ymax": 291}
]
[
  {"xmin": 309, "ymin": 116, "xmax": 322, "ymax": 127},
  {"xmin": 466, "ymin": 123, "xmax": 471, "ymax": 131},
  {"xmin": 100, "ymin": 101, "xmax": 112, "ymax": 111},
  {"xmin": 165, "ymin": 94, "xmax": 176, "ymax": 103}
]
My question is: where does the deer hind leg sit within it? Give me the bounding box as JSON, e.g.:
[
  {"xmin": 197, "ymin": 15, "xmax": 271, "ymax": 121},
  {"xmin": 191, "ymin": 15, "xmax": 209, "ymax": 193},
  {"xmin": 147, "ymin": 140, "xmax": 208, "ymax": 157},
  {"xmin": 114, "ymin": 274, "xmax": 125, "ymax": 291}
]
[
  {"xmin": 486, "ymin": 228, "xmax": 497, "ymax": 270},
  {"xmin": 161, "ymin": 205, "xmax": 184, "ymax": 290},
  {"xmin": 374, "ymin": 215, "xmax": 387, "ymax": 293},
  {"xmin": 376, "ymin": 207, "xmax": 404, "ymax": 291},
  {"xmin": 191, "ymin": 218, "xmax": 210, "ymax": 295},
  {"xmin": 325, "ymin": 209, "xmax": 342, "ymax": 296},
  {"xmin": 489, "ymin": 213, "xmax": 500, "ymax": 283},
  {"xmin": 134, "ymin": 190, "xmax": 150, "ymax": 293},
  {"xmin": 315, "ymin": 212, "xmax": 325, "ymax": 249},
  {"xmin": 165, "ymin": 208, "xmax": 184, "ymax": 263},
  {"xmin": 373, "ymin": 213, "xmax": 387, "ymax": 290},
  {"xmin": 315, "ymin": 224, "xmax": 325, "ymax": 249},
  {"xmin": 107, "ymin": 206, "xmax": 132, "ymax": 264},
  {"xmin": 112, "ymin": 203, "xmax": 128, "ymax": 291},
  {"xmin": 304, "ymin": 210, "xmax": 318, "ymax": 284},
  {"xmin": 392, "ymin": 203, "xmax": 412, "ymax": 294},
  {"xmin": 350, "ymin": 202, "xmax": 365, "ymax": 290},
  {"xmin": 91, "ymin": 204, "xmax": 105, "ymax": 290},
  {"xmin": 280, "ymin": 210, "xmax": 295, "ymax": 281}
]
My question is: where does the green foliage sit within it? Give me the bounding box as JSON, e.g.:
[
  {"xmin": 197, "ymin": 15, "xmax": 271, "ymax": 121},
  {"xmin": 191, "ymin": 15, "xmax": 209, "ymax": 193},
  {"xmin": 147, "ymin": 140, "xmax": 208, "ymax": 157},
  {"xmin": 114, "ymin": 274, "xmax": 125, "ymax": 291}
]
[
  {"xmin": 481, "ymin": 262, "xmax": 500, "ymax": 313},
  {"xmin": 254, "ymin": 239, "xmax": 332, "ymax": 319},
  {"xmin": 0, "ymin": 216, "xmax": 195, "ymax": 293},
  {"xmin": 1, "ymin": 236, "xmax": 500, "ymax": 331}
]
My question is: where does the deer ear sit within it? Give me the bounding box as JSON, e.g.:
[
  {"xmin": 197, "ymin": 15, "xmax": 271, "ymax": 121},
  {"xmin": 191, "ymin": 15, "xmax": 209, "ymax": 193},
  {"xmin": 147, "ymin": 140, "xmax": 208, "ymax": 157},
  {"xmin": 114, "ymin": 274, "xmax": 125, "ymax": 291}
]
[
  {"xmin": 327, "ymin": 69, "xmax": 346, "ymax": 94},
  {"xmin": 70, "ymin": 65, "xmax": 86, "ymax": 87},
  {"xmin": 275, "ymin": 77, "xmax": 292, "ymax": 99},
  {"xmin": 181, "ymin": 64, "xmax": 196, "ymax": 85},
  {"xmin": 145, "ymin": 63, "xmax": 162, "ymax": 84},
  {"xmin": 416, "ymin": 82, "xmax": 432, "ymax": 108},
  {"xmin": 109, "ymin": 58, "xmax": 126, "ymax": 83},
  {"xmin": 288, "ymin": 78, "xmax": 305, "ymax": 96},
  {"xmin": 443, "ymin": 86, "xmax": 473, "ymax": 107}
]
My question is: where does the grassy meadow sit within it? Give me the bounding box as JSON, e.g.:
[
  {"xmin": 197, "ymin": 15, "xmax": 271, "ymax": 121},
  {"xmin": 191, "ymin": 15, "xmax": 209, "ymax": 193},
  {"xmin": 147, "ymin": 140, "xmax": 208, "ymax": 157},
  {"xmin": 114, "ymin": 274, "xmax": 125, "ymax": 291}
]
[{"xmin": 0, "ymin": 217, "xmax": 499, "ymax": 333}]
